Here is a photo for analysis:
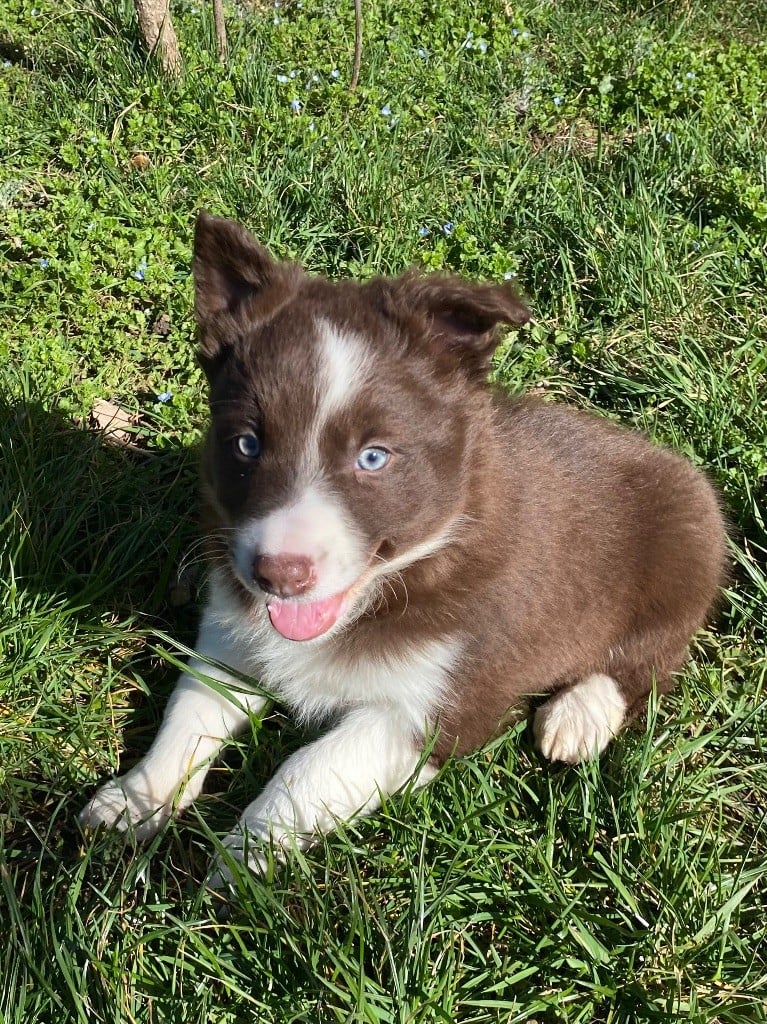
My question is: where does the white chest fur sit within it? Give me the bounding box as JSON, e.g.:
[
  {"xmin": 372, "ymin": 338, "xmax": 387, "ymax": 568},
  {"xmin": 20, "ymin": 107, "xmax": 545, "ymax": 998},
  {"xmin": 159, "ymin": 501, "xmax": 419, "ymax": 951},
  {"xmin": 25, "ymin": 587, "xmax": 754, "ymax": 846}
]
[{"xmin": 204, "ymin": 570, "xmax": 461, "ymax": 733}]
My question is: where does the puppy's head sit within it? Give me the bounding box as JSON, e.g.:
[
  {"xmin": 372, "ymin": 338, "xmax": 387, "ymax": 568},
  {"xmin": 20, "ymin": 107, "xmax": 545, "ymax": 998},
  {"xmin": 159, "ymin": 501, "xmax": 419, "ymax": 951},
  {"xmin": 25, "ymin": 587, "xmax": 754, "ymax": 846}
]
[{"xmin": 193, "ymin": 212, "xmax": 529, "ymax": 641}]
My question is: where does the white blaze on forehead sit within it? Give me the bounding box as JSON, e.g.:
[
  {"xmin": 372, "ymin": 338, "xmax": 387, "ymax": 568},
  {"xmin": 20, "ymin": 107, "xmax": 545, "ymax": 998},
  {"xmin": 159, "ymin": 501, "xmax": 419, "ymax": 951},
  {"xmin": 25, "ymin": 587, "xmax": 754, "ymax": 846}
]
[
  {"xmin": 293, "ymin": 317, "xmax": 374, "ymax": 487},
  {"xmin": 232, "ymin": 483, "xmax": 368, "ymax": 596},
  {"xmin": 315, "ymin": 317, "xmax": 373, "ymax": 430}
]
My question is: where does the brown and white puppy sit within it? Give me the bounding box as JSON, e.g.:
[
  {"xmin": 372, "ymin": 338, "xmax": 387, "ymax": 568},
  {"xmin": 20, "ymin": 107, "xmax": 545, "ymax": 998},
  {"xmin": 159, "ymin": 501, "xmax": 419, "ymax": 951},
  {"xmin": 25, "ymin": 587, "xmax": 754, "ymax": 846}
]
[{"xmin": 80, "ymin": 213, "xmax": 727, "ymax": 877}]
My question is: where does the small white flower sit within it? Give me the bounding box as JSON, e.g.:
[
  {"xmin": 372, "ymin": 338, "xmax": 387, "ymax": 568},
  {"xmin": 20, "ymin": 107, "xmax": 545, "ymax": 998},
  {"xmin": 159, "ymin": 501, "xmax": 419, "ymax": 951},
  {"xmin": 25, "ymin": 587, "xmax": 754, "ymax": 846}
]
[
  {"xmin": 381, "ymin": 104, "xmax": 392, "ymax": 116},
  {"xmin": 331, "ymin": 68, "xmax": 340, "ymax": 79},
  {"xmin": 276, "ymin": 74, "xmax": 288, "ymax": 83},
  {"xmin": 290, "ymin": 98, "xmax": 301, "ymax": 112}
]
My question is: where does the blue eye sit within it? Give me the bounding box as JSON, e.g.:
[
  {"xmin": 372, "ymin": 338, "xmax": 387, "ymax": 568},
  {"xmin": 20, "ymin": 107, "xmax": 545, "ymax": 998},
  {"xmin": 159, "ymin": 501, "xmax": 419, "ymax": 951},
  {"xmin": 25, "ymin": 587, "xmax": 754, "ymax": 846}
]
[
  {"xmin": 356, "ymin": 446, "xmax": 390, "ymax": 472},
  {"xmin": 234, "ymin": 433, "xmax": 262, "ymax": 459}
]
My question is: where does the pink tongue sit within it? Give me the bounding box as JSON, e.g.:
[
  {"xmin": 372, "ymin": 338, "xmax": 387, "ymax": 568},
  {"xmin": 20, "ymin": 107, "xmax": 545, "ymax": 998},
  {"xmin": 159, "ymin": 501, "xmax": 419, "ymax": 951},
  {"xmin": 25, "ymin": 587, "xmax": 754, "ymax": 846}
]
[{"xmin": 267, "ymin": 591, "xmax": 347, "ymax": 641}]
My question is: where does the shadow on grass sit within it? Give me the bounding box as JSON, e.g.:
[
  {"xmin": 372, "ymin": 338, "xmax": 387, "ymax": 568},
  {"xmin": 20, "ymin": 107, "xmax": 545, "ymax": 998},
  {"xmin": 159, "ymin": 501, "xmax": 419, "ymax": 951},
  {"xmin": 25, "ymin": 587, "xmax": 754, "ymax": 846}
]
[
  {"xmin": 0, "ymin": 393, "xmax": 301, "ymax": 891},
  {"xmin": 0, "ymin": 394, "xmax": 201, "ymax": 794},
  {"xmin": 3, "ymin": 396, "xmax": 201, "ymax": 605}
]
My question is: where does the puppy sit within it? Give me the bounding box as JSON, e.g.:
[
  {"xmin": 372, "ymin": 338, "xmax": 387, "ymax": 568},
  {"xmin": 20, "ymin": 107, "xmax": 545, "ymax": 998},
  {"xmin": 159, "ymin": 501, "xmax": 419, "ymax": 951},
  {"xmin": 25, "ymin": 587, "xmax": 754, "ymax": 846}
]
[{"xmin": 80, "ymin": 212, "xmax": 727, "ymax": 877}]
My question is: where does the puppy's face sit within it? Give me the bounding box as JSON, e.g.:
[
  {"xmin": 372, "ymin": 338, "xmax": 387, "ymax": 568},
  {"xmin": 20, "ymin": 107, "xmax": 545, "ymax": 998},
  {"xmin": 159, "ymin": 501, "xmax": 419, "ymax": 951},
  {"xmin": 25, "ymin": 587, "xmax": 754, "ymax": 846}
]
[{"xmin": 193, "ymin": 214, "xmax": 529, "ymax": 641}]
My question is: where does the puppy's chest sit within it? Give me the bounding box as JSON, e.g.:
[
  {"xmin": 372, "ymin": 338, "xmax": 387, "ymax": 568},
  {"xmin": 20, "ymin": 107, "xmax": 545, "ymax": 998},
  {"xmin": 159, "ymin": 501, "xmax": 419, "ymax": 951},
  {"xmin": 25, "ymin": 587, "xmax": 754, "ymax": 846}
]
[{"xmin": 252, "ymin": 618, "xmax": 462, "ymax": 729}]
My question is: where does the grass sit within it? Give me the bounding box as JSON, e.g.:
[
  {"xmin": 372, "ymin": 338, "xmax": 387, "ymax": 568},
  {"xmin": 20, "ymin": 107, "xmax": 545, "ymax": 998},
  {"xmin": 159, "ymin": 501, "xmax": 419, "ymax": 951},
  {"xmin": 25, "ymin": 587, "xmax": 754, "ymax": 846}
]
[{"xmin": 1, "ymin": 0, "xmax": 766, "ymax": 1020}]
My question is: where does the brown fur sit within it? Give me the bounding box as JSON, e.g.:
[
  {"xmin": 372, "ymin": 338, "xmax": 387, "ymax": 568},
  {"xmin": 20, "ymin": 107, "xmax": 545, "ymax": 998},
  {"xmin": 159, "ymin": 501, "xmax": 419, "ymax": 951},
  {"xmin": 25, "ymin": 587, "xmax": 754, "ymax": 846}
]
[{"xmin": 193, "ymin": 212, "xmax": 728, "ymax": 762}]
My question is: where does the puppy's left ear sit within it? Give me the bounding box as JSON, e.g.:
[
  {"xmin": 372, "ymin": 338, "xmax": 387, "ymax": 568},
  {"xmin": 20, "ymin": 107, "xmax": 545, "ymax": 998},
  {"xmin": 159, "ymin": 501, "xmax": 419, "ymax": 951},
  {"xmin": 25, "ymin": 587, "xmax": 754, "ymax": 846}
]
[{"xmin": 388, "ymin": 271, "xmax": 531, "ymax": 373}]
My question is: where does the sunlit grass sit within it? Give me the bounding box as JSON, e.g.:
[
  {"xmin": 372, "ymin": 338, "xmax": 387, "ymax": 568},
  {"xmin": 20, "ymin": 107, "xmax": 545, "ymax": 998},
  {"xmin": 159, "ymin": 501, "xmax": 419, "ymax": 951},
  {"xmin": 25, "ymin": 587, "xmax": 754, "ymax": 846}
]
[{"xmin": 1, "ymin": 0, "xmax": 766, "ymax": 1020}]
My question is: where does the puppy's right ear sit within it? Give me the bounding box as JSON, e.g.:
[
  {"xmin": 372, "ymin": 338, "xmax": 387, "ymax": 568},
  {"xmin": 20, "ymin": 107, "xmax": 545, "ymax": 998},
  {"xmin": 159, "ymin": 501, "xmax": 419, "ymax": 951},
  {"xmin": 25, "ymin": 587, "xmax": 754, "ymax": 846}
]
[{"xmin": 192, "ymin": 212, "xmax": 300, "ymax": 371}]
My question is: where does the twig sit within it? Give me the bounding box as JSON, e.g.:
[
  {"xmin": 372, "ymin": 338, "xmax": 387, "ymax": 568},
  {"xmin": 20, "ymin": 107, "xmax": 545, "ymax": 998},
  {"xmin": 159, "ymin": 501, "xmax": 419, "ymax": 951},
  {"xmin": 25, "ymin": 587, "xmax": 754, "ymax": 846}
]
[
  {"xmin": 350, "ymin": 0, "xmax": 362, "ymax": 91},
  {"xmin": 212, "ymin": 0, "xmax": 227, "ymax": 62},
  {"xmin": 134, "ymin": 0, "xmax": 182, "ymax": 77}
]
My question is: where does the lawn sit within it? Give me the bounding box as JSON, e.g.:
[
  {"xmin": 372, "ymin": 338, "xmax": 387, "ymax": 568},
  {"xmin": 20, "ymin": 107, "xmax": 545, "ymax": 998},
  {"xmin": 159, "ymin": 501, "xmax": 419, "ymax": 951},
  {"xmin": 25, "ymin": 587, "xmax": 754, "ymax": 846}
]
[{"xmin": 1, "ymin": 0, "xmax": 766, "ymax": 1020}]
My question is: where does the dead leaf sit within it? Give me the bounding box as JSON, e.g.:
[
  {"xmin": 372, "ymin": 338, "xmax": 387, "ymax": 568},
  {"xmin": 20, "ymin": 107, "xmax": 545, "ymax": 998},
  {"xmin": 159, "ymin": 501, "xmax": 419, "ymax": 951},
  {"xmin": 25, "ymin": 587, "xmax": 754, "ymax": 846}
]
[
  {"xmin": 152, "ymin": 313, "xmax": 171, "ymax": 336},
  {"xmin": 88, "ymin": 399, "xmax": 139, "ymax": 447},
  {"xmin": 129, "ymin": 151, "xmax": 151, "ymax": 171}
]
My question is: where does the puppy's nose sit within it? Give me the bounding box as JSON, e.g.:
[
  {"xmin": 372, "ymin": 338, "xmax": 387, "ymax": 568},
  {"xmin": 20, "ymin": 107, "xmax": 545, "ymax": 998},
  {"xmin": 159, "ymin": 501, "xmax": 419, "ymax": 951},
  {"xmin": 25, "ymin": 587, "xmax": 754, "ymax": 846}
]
[{"xmin": 253, "ymin": 554, "xmax": 316, "ymax": 597}]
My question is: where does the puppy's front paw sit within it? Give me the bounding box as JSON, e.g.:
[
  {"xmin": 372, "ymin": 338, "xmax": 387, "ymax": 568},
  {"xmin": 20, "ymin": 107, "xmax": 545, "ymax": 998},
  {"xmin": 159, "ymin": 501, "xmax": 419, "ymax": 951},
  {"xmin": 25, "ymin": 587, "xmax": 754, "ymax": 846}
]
[
  {"xmin": 534, "ymin": 673, "xmax": 626, "ymax": 765},
  {"xmin": 207, "ymin": 826, "xmax": 272, "ymax": 892},
  {"xmin": 78, "ymin": 778, "xmax": 171, "ymax": 840}
]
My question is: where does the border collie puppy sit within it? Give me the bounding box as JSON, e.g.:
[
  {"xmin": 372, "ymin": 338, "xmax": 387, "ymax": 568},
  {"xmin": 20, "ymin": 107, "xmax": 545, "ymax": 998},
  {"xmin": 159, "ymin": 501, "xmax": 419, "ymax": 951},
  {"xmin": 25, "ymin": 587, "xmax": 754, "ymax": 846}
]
[{"xmin": 80, "ymin": 213, "xmax": 727, "ymax": 877}]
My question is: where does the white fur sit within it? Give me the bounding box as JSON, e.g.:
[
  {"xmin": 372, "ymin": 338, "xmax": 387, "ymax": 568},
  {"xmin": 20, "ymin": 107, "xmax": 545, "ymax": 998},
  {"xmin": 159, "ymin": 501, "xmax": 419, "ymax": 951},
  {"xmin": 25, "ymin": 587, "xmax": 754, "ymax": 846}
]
[
  {"xmin": 213, "ymin": 705, "xmax": 438, "ymax": 879},
  {"xmin": 315, "ymin": 319, "xmax": 373, "ymax": 427},
  {"xmin": 231, "ymin": 502, "xmax": 468, "ymax": 647},
  {"xmin": 296, "ymin": 319, "xmax": 373, "ymax": 483},
  {"xmin": 78, "ymin": 610, "xmax": 267, "ymax": 837},
  {"xmin": 206, "ymin": 568, "xmax": 461, "ymax": 730},
  {"xmin": 533, "ymin": 673, "xmax": 626, "ymax": 764},
  {"xmin": 366, "ymin": 514, "xmax": 473, "ymax": 585}
]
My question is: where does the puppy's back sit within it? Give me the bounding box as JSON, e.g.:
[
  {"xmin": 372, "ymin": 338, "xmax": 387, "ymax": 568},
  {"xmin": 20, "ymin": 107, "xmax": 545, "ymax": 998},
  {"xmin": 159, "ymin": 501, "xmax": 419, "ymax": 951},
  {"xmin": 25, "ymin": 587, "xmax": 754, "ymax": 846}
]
[{"xmin": 435, "ymin": 395, "xmax": 728, "ymax": 755}]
